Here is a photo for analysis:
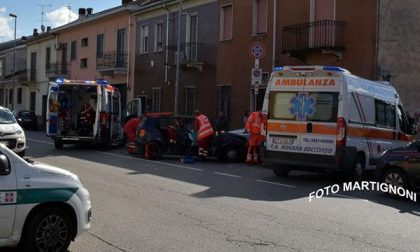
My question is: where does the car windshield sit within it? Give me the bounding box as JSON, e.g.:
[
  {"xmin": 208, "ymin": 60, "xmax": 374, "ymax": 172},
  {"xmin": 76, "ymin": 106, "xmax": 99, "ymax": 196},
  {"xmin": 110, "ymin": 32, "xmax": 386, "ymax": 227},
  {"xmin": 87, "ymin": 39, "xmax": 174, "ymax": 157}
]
[{"xmin": 0, "ymin": 109, "xmax": 16, "ymax": 124}]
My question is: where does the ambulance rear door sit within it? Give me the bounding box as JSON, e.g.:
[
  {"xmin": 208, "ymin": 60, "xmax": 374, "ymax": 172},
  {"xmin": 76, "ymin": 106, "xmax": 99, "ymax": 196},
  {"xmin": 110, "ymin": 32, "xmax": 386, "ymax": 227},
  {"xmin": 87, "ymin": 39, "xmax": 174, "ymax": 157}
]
[
  {"xmin": 46, "ymin": 82, "xmax": 59, "ymax": 136},
  {"xmin": 267, "ymin": 66, "xmax": 341, "ymax": 157}
]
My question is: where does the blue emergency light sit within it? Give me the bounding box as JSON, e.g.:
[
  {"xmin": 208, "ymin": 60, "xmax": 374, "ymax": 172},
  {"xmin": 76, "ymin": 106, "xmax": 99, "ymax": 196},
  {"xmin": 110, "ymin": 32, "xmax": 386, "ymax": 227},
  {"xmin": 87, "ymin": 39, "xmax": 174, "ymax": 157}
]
[
  {"xmin": 55, "ymin": 78, "xmax": 64, "ymax": 84},
  {"xmin": 96, "ymin": 79, "xmax": 108, "ymax": 85},
  {"xmin": 273, "ymin": 66, "xmax": 283, "ymax": 71},
  {"xmin": 323, "ymin": 66, "xmax": 345, "ymax": 72}
]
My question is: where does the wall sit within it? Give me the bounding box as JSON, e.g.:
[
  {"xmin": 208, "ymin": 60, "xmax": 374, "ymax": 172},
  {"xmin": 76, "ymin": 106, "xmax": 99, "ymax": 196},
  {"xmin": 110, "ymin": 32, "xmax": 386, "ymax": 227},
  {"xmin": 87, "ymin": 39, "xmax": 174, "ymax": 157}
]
[{"xmin": 378, "ymin": 0, "xmax": 420, "ymax": 115}]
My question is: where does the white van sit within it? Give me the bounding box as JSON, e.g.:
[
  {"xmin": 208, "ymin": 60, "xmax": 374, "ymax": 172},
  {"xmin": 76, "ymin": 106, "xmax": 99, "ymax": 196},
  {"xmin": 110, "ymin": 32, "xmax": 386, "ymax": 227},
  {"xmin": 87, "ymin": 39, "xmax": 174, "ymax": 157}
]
[
  {"xmin": 0, "ymin": 144, "xmax": 91, "ymax": 251},
  {"xmin": 262, "ymin": 66, "xmax": 416, "ymax": 177},
  {"xmin": 47, "ymin": 79, "xmax": 123, "ymax": 149}
]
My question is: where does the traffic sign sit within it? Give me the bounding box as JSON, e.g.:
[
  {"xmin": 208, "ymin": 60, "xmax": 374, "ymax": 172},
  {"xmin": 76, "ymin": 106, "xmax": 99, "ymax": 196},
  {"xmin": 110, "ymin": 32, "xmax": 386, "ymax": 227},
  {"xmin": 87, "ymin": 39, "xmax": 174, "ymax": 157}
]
[
  {"xmin": 249, "ymin": 42, "xmax": 266, "ymax": 59},
  {"xmin": 251, "ymin": 68, "xmax": 262, "ymax": 85}
]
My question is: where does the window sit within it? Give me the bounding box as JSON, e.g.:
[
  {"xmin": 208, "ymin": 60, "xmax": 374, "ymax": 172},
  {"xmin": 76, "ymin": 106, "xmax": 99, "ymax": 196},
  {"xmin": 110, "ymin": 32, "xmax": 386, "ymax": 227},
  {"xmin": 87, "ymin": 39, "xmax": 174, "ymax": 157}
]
[
  {"xmin": 152, "ymin": 88, "xmax": 162, "ymax": 112},
  {"xmin": 70, "ymin": 40, "xmax": 77, "ymax": 60},
  {"xmin": 184, "ymin": 87, "xmax": 196, "ymax": 115},
  {"xmin": 30, "ymin": 52, "xmax": 37, "ymax": 81},
  {"xmin": 397, "ymin": 105, "xmax": 409, "ymax": 133},
  {"xmin": 186, "ymin": 13, "xmax": 198, "ymax": 61},
  {"xmin": 270, "ymin": 92, "xmax": 338, "ymax": 122},
  {"xmin": 117, "ymin": 29, "xmax": 125, "ymax": 67},
  {"xmin": 253, "ymin": 0, "xmax": 268, "ymax": 35},
  {"xmin": 45, "ymin": 47, "xmax": 51, "ymax": 70},
  {"xmin": 220, "ymin": 4, "xmax": 233, "ymax": 40},
  {"xmin": 81, "ymin": 37, "xmax": 88, "ymax": 47},
  {"xmin": 217, "ymin": 86, "xmax": 231, "ymax": 118},
  {"xmin": 155, "ymin": 21, "xmax": 164, "ymax": 52},
  {"xmin": 9, "ymin": 89, "xmax": 12, "ymax": 105},
  {"xmin": 349, "ymin": 92, "xmax": 375, "ymax": 124},
  {"xmin": 375, "ymin": 100, "xmax": 395, "ymax": 128},
  {"xmin": 96, "ymin": 34, "xmax": 104, "ymax": 58},
  {"xmin": 140, "ymin": 25, "xmax": 149, "ymax": 54},
  {"xmin": 17, "ymin": 88, "xmax": 22, "ymax": 104},
  {"xmin": 80, "ymin": 58, "xmax": 88, "ymax": 68}
]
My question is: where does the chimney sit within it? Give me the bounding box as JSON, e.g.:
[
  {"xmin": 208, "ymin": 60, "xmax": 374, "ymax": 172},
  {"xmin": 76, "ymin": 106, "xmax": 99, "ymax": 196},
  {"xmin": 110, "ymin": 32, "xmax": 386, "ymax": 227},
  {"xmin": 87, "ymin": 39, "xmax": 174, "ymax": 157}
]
[
  {"xmin": 33, "ymin": 28, "xmax": 38, "ymax": 36},
  {"xmin": 122, "ymin": 0, "xmax": 133, "ymax": 5},
  {"xmin": 47, "ymin": 26, "xmax": 51, "ymax": 33},
  {"xmin": 86, "ymin": 8, "xmax": 93, "ymax": 15},
  {"xmin": 78, "ymin": 8, "xmax": 86, "ymax": 18}
]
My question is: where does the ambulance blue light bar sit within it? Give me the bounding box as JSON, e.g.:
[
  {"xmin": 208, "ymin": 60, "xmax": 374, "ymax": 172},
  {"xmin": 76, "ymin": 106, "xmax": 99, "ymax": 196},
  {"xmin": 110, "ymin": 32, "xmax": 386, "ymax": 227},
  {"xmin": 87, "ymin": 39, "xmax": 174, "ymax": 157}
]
[
  {"xmin": 55, "ymin": 78, "xmax": 64, "ymax": 84},
  {"xmin": 273, "ymin": 66, "xmax": 283, "ymax": 71},
  {"xmin": 96, "ymin": 79, "xmax": 108, "ymax": 85},
  {"xmin": 323, "ymin": 66, "xmax": 346, "ymax": 72}
]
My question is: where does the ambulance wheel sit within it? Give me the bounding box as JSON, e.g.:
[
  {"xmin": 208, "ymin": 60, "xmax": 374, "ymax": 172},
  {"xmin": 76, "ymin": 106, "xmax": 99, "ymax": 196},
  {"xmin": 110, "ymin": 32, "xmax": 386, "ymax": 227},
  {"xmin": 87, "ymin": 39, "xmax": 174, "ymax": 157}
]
[
  {"xmin": 343, "ymin": 155, "xmax": 365, "ymax": 181},
  {"xmin": 21, "ymin": 207, "xmax": 73, "ymax": 252},
  {"xmin": 273, "ymin": 165, "xmax": 291, "ymax": 177},
  {"xmin": 54, "ymin": 141, "xmax": 63, "ymax": 149}
]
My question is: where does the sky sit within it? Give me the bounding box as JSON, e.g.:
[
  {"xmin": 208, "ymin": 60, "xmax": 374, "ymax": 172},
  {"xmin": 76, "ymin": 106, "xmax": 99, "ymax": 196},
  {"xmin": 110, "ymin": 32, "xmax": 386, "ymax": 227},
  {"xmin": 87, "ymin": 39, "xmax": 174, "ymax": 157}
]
[{"xmin": 0, "ymin": 0, "xmax": 122, "ymax": 42}]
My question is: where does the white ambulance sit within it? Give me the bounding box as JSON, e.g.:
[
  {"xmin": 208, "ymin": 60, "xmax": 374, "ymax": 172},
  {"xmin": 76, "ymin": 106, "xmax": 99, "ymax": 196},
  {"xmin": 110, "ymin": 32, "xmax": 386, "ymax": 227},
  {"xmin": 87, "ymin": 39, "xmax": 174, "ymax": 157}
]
[
  {"xmin": 262, "ymin": 66, "xmax": 416, "ymax": 178},
  {"xmin": 47, "ymin": 78, "xmax": 123, "ymax": 149},
  {"xmin": 0, "ymin": 144, "xmax": 91, "ymax": 251}
]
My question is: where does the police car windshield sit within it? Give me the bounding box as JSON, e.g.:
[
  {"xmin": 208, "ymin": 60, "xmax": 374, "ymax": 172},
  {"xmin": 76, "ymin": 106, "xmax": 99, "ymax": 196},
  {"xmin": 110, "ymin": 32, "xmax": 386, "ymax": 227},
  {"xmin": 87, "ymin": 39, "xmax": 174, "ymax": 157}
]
[{"xmin": 0, "ymin": 109, "xmax": 16, "ymax": 124}]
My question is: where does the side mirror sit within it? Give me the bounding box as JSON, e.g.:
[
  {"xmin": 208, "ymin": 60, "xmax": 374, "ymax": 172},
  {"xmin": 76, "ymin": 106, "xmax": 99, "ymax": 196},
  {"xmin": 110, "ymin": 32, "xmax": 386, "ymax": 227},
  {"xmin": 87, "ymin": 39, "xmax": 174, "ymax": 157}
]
[
  {"xmin": 0, "ymin": 154, "xmax": 10, "ymax": 176},
  {"xmin": 17, "ymin": 118, "xmax": 22, "ymax": 123}
]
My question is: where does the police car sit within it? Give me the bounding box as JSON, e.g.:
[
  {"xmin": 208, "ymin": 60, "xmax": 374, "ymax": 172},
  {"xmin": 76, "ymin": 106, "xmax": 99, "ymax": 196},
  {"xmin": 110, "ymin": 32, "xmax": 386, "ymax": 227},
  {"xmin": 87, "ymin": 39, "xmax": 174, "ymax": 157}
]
[{"xmin": 0, "ymin": 144, "xmax": 91, "ymax": 251}]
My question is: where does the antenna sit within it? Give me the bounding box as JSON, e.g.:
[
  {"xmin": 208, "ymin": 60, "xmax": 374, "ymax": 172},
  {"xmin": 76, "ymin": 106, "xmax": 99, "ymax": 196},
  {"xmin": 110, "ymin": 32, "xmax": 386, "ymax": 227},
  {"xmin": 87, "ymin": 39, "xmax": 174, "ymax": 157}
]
[
  {"xmin": 66, "ymin": 5, "xmax": 71, "ymax": 23},
  {"xmin": 37, "ymin": 3, "xmax": 52, "ymax": 28}
]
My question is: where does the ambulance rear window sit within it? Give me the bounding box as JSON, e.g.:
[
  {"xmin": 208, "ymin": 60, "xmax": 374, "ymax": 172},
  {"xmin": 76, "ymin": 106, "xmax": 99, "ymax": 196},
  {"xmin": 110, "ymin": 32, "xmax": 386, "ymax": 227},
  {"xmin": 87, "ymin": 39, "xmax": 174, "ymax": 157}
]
[{"xmin": 269, "ymin": 92, "xmax": 338, "ymax": 122}]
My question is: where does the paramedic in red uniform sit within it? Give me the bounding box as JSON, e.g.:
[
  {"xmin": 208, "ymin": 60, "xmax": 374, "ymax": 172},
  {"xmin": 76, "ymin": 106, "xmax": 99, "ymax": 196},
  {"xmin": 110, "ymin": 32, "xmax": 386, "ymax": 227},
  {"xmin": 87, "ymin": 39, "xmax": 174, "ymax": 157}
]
[
  {"xmin": 124, "ymin": 115, "xmax": 143, "ymax": 153},
  {"xmin": 246, "ymin": 111, "xmax": 264, "ymax": 163},
  {"xmin": 194, "ymin": 110, "xmax": 214, "ymax": 159}
]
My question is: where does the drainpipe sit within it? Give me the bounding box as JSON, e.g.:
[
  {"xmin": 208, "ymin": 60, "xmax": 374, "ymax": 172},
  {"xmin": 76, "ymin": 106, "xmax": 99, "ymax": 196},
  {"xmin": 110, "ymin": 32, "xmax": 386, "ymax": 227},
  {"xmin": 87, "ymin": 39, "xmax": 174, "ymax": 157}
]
[
  {"xmin": 272, "ymin": 0, "xmax": 277, "ymax": 70},
  {"xmin": 164, "ymin": 3, "xmax": 170, "ymax": 84},
  {"xmin": 127, "ymin": 13, "xmax": 131, "ymax": 96}
]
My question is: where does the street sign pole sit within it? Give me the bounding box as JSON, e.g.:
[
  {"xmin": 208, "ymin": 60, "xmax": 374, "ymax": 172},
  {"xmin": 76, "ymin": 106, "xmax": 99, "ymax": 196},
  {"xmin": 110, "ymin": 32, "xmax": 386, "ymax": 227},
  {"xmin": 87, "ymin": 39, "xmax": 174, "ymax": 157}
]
[{"xmin": 249, "ymin": 42, "xmax": 265, "ymax": 112}]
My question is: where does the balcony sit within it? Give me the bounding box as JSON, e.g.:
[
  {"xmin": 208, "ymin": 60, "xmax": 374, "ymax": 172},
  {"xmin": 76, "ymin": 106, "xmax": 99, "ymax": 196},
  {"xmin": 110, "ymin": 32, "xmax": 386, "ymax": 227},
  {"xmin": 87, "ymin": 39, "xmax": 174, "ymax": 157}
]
[
  {"xmin": 282, "ymin": 20, "xmax": 345, "ymax": 60},
  {"xmin": 96, "ymin": 51, "xmax": 128, "ymax": 76},
  {"xmin": 46, "ymin": 62, "xmax": 71, "ymax": 78},
  {"xmin": 167, "ymin": 43, "xmax": 210, "ymax": 72},
  {"xmin": 0, "ymin": 69, "xmax": 28, "ymax": 83}
]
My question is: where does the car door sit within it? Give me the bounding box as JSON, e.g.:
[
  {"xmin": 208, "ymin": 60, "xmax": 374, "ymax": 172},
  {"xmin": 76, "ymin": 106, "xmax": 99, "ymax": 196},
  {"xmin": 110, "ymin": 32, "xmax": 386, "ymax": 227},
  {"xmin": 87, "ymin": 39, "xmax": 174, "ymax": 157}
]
[
  {"xmin": 410, "ymin": 142, "xmax": 420, "ymax": 187},
  {"xmin": 0, "ymin": 152, "xmax": 17, "ymax": 238}
]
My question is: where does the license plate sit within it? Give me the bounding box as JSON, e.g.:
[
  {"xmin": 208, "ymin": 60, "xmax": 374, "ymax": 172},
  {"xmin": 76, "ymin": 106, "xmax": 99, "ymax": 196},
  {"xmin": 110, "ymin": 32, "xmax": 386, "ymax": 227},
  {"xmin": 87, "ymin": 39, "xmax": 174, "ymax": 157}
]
[{"xmin": 272, "ymin": 136, "xmax": 295, "ymax": 145}]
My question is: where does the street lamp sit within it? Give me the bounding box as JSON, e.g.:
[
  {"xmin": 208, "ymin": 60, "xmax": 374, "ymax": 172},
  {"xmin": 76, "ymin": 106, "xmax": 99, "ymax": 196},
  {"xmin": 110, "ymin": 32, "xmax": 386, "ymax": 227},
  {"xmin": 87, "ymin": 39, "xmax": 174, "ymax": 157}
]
[{"xmin": 9, "ymin": 13, "xmax": 17, "ymax": 112}]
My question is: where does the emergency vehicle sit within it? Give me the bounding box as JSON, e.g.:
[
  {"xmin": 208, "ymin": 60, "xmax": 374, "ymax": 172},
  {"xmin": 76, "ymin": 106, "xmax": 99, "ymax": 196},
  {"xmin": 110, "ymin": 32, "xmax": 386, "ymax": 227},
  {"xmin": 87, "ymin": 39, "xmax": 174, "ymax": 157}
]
[
  {"xmin": 0, "ymin": 144, "xmax": 91, "ymax": 251},
  {"xmin": 47, "ymin": 78, "xmax": 123, "ymax": 149},
  {"xmin": 262, "ymin": 66, "xmax": 416, "ymax": 177}
]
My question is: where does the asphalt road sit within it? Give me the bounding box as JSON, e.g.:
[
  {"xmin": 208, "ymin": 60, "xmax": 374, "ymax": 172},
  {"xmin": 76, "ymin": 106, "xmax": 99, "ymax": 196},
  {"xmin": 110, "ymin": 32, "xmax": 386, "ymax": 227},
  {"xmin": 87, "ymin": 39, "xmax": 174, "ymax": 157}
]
[{"xmin": 20, "ymin": 131, "xmax": 420, "ymax": 251}]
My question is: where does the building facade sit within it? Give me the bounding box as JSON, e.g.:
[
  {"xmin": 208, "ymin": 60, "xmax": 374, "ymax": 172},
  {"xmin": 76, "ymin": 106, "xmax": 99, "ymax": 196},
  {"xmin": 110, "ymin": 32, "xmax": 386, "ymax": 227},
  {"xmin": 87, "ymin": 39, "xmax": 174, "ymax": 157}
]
[
  {"xmin": 377, "ymin": 0, "xmax": 420, "ymax": 116},
  {"xmin": 53, "ymin": 4, "xmax": 139, "ymax": 107},
  {"xmin": 132, "ymin": 0, "xmax": 218, "ymax": 118},
  {"xmin": 0, "ymin": 39, "xmax": 29, "ymax": 112}
]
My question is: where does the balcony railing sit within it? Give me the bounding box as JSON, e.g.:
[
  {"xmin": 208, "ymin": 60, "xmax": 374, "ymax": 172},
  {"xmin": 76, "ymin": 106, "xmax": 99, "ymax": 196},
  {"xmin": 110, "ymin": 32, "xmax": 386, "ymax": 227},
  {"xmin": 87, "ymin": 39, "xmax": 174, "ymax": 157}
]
[
  {"xmin": 46, "ymin": 62, "xmax": 71, "ymax": 78},
  {"xmin": 166, "ymin": 43, "xmax": 211, "ymax": 71},
  {"xmin": 0, "ymin": 69, "xmax": 28, "ymax": 82},
  {"xmin": 96, "ymin": 51, "xmax": 128, "ymax": 76},
  {"xmin": 282, "ymin": 20, "xmax": 345, "ymax": 54}
]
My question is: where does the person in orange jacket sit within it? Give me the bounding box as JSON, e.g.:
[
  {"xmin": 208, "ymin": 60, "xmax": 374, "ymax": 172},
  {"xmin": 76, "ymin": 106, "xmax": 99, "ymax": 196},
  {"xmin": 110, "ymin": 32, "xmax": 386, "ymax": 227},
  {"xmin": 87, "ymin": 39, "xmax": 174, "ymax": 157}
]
[
  {"xmin": 194, "ymin": 110, "xmax": 214, "ymax": 159},
  {"xmin": 246, "ymin": 111, "xmax": 264, "ymax": 163},
  {"xmin": 124, "ymin": 115, "xmax": 143, "ymax": 154}
]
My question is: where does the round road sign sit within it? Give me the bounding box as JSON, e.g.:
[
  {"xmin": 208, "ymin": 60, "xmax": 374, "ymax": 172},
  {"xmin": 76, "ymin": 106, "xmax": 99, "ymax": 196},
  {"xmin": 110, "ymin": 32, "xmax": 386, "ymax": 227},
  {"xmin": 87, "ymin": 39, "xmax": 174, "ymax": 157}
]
[{"xmin": 249, "ymin": 42, "xmax": 266, "ymax": 59}]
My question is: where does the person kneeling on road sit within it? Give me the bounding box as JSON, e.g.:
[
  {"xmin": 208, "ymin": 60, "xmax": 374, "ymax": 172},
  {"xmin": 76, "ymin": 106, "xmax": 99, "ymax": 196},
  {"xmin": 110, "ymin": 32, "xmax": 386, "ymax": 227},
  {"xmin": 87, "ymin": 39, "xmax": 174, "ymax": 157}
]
[{"xmin": 194, "ymin": 110, "xmax": 214, "ymax": 160}]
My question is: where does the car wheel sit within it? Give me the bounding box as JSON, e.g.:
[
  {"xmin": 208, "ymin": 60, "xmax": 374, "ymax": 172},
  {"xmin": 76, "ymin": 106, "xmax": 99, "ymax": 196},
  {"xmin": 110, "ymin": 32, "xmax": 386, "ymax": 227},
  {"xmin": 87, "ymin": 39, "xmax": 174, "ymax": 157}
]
[
  {"xmin": 273, "ymin": 165, "xmax": 291, "ymax": 177},
  {"xmin": 20, "ymin": 207, "xmax": 73, "ymax": 252},
  {"xmin": 382, "ymin": 168, "xmax": 409, "ymax": 194},
  {"xmin": 54, "ymin": 141, "xmax": 63, "ymax": 149}
]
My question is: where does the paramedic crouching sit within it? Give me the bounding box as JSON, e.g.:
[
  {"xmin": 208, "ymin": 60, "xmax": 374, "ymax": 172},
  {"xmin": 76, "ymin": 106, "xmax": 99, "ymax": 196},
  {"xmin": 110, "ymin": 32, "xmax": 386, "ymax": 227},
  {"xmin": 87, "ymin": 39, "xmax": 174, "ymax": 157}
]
[{"xmin": 79, "ymin": 103, "xmax": 95, "ymax": 135}]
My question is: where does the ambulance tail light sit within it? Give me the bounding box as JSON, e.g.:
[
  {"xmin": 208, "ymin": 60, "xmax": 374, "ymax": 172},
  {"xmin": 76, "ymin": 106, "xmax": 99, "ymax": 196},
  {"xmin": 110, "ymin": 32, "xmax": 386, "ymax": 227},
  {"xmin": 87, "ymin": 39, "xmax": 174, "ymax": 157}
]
[
  {"xmin": 261, "ymin": 113, "xmax": 268, "ymax": 136},
  {"xmin": 336, "ymin": 117, "xmax": 347, "ymax": 146},
  {"xmin": 100, "ymin": 111, "xmax": 108, "ymax": 126}
]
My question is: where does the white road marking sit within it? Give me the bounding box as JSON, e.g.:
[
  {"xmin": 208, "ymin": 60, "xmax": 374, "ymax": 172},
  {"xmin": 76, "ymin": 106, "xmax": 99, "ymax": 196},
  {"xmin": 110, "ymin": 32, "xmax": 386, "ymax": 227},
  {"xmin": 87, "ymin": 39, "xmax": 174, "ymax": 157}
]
[
  {"xmin": 256, "ymin": 180, "xmax": 296, "ymax": 188},
  {"xmin": 213, "ymin": 172, "xmax": 242, "ymax": 178},
  {"xmin": 27, "ymin": 138, "xmax": 53, "ymax": 145}
]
